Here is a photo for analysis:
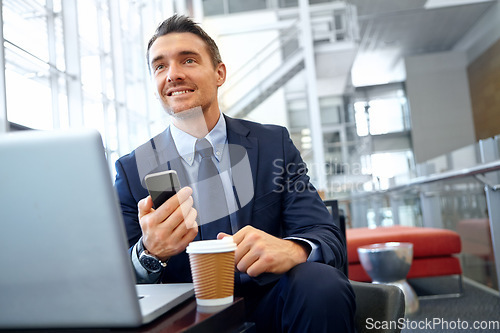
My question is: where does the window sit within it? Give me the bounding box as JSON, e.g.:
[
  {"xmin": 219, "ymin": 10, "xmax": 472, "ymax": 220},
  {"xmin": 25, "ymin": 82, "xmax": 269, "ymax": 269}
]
[
  {"xmin": 354, "ymin": 96, "xmax": 408, "ymax": 136},
  {"xmin": 3, "ymin": 0, "xmax": 59, "ymax": 130},
  {"xmin": 1, "ymin": 0, "xmax": 174, "ymax": 172}
]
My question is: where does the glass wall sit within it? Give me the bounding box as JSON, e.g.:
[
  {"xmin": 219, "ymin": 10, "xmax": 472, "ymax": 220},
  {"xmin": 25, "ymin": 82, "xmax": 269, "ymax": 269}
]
[
  {"xmin": 0, "ymin": 0, "xmax": 174, "ymax": 172},
  {"xmin": 347, "ymin": 136, "xmax": 500, "ymax": 291},
  {"xmin": 3, "ymin": 0, "xmax": 59, "ymax": 130}
]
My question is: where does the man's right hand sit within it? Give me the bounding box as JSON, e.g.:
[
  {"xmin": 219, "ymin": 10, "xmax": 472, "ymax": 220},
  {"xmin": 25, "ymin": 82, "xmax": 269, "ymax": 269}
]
[{"xmin": 138, "ymin": 186, "xmax": 198, "ymax": 261}]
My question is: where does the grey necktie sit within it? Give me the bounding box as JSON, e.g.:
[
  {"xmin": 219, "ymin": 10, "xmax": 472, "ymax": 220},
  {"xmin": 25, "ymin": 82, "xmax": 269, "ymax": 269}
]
[{"xmin": 195, "ymin": 138, "xmax": 231, "ymax": 239}]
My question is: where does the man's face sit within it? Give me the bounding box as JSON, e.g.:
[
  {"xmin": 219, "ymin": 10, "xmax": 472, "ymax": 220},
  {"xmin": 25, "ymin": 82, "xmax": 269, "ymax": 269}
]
[{"xmin": 148, "ymin": 32, "xmax": 226, "ymax": 116}]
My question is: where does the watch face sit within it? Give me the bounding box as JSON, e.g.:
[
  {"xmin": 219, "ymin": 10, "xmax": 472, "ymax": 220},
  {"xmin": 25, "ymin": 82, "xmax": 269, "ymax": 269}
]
[{"xmin": 140, "ymin": 254, "xmax": 162, "ymax": 273}]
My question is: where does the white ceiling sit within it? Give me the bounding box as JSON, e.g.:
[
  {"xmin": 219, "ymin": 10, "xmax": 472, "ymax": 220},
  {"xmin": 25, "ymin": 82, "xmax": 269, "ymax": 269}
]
[{"xmin": 346, "ymin": 0, "xmax": 496, "ymax": 86}]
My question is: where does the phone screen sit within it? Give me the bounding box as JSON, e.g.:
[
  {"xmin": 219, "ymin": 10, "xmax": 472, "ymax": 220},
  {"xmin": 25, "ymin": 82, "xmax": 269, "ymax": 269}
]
[
  {"xmin": 149, "ymin": 188, "xmax": 177, "ymax": 209},
  {"xmin": 144, "ymin": 170, "xmax": 180, "ymax": 209}
]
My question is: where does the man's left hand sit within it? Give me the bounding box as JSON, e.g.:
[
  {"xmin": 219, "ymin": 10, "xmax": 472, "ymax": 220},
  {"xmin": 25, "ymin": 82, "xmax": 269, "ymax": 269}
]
[{"xmin": 218, "ymin": 226, "xmax": 309, "ymax": 277}]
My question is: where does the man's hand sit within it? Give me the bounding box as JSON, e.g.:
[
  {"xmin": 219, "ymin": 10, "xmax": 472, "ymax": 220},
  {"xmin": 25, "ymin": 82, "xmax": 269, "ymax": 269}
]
[
  {"xmin": 218, "ymin": 226, "xmax": 309, "ymax": 277},
  {"xmin": 138, "ymin": 186, "xmax": 198, "ymax": 261}
]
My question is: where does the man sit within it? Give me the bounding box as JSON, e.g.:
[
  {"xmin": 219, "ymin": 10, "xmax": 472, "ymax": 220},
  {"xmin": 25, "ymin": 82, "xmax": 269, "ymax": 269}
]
[{"xmin": 114, "ymin": 14, "xmax": 356, "ymax": 332}]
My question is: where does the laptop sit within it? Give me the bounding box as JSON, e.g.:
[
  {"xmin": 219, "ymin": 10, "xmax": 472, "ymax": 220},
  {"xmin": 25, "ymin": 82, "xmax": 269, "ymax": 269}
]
[{"xmin": 0, "ymin": 129, "xmax": 194, "ymax": 329}]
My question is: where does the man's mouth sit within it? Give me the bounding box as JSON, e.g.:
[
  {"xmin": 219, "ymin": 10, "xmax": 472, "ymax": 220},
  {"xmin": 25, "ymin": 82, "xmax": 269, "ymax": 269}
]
[{"xmin": 168, "ymin": 90, "xmax": 194, "ymax": 96}]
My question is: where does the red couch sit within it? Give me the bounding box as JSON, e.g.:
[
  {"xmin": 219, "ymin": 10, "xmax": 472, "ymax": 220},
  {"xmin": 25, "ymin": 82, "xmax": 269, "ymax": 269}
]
[{"xmin": 346, "ymin": 226, "xmax": 462, "ymax": 282}]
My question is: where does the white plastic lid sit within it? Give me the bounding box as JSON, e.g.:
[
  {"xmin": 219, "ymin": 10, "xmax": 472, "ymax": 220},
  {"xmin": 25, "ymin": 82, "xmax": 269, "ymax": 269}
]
[{"xmin": 186, "ymin": 237, "xmax": 237, "ymax": 254}]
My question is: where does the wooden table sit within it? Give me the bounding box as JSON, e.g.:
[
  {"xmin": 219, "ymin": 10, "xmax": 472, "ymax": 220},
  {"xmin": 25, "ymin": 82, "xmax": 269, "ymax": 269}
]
[
  {"xmin": 4, "ymin": 297, "xmax": 252, "ymax": 333},
  {"xmin": 126, "ymin": 297, "xmax": 251, "ymax": 333}
]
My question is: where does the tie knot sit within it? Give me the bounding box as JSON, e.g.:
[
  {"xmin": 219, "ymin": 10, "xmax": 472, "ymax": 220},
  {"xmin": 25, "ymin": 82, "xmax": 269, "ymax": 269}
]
[{"xmin": 195, "ymin": 138, "xmax": 213, "ymax": 159}]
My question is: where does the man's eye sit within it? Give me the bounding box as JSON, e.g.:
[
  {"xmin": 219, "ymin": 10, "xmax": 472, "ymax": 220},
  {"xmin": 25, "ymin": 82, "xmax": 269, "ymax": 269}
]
[
  {"xmin": 155, "ymin": 64, "xmax": 165, "ymax": 71},
  {"xmin": 185, "ymin": 59, "xmax": 195, "ymax": 64}
]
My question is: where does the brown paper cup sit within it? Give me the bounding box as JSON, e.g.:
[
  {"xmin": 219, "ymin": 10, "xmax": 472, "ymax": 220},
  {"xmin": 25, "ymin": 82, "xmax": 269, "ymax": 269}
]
[{"xmin": 186, "ymin": 237, "xmax": 237, "ymax": 306}]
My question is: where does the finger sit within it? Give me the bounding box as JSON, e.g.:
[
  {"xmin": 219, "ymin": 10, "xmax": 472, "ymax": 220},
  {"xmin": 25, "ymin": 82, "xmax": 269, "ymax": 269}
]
[
  {"xmin": 153, "ymin": 187, "xmax": 193, "ymax": 225},
  {"xmin": 184, "ymin": 207, "xmax": 198, "ymax": 230},
  {"xmin": 171, "ymin": 206, "xmax": 198, "ymax": 238},
  {"xmin": 181, "ymin": 208, "xmax": 199, "ymax": 237},
  {"xmin": 175, "ymin": 186, "xmax": 193, "ymax": 205},
  {"xmin": 179, "ymin": 194, "xmax": 195, "ymax": 221},
  {"xmin": 181, "ymin": 226, "xmax": 198, "ymax": 247},
  {"xmin": 234, "ymin": 235, "xmax": 253, "ymax": 266},
  {"xmin": 165, "ymin": 195, "xmax": 195, "ymax": 230},
  {"xmin": 138, "ymin": 196, "xmax": 154, "ymax": 219},
  {"xmin": 170, "ymin": 207, "xmax": 199, "ymax": 245},
  {"xmin": 231, "ymin": 225, "xmax": 254, "ymax": 245},
  {"xmin": 217, "ymin": 232, "xmax": 231, "ymax": 240},
  {"xmin": 236, "ymin": 248, "xmax": 260, "ymax": 275},
  {"xmin": 177, "ymin": 219, "xmax": 199, "ymax": 252},
  {"xmin": 232, "ymin": 226, "xmax": 262, "ymax": 263},
  {"xmin": 246, "ymin": 259, "xmax": 266, "ymax": 277}
]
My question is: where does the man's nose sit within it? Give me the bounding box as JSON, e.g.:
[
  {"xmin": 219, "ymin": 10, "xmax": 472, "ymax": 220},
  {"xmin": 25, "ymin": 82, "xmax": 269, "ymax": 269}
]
[{"xmin": 166, "ymin": 64, "xmax": 185, "ymax": 82}]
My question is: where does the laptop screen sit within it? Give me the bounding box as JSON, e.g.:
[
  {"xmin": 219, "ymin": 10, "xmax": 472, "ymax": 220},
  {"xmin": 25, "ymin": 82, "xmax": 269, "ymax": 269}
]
[{"xmin": 0, "ymin": 129, "xmax": 144, "ymax": 328}]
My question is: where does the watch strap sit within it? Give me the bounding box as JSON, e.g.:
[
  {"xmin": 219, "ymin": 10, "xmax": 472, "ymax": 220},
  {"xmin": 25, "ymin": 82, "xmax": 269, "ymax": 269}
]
[
  {"xmin": 137, "ymin": 237, "xmax": 168, "ymax": 269},
  {"xmin": 132, "ymin": 243, "xmax": 161, "ymax": 283},
  {"xmin": 136, "ymin": 237, "xmax": 145, "ymax": 256}
]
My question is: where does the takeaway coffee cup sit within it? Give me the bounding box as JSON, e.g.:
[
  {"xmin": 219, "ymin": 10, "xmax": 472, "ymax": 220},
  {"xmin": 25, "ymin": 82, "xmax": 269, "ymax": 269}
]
[{"xmin": 186, "ymin": 237, "xmax": 237, "ymax": 306}]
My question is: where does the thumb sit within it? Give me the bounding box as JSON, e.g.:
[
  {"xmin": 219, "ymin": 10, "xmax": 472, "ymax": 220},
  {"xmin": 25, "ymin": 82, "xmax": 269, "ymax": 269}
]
[
  {"xmin": 217, "ymin": 232, "xmax": 231, "ymax": 240},
  {"xmin": 138, "ymin": 196, "xmax": 154, "ymax": 219}
]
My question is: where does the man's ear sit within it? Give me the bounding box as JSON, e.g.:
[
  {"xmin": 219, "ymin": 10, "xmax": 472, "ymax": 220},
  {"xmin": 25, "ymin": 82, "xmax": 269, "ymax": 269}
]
[{"xmin": 216, "ymin": 62, "xmax": 226, "ymax": 87}]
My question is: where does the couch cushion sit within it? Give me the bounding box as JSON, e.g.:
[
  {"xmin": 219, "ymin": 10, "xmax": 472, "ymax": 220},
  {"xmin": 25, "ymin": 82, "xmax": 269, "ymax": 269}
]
[{"xmin": 346, "ymin": 226, "xmax": 461, "ymax": 264}]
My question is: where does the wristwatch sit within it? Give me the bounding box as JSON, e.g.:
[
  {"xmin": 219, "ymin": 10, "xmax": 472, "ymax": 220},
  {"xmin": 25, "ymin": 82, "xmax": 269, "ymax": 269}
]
[{"xmin": 136, "ymin": 238, "xmax": 168, "ymax": 274}]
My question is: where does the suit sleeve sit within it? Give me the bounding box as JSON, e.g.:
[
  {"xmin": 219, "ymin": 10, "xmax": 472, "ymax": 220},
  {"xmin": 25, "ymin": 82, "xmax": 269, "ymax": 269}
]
[
  {"xmin": 277, "ymin": 127, "xmax": 347, "ymax": 270},
  {"xmin": 114, "ymin": 155, "xmax": 143, "ymax": 248}
]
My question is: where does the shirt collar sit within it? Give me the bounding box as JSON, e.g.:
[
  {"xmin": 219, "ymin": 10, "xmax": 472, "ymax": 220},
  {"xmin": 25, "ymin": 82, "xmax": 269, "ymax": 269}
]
[{"xmin": 170, "ymin": 112, "xmax": 227, "ymax": 166}]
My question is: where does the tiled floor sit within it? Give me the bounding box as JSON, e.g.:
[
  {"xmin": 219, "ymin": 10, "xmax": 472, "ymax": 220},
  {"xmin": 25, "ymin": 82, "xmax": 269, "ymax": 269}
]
[{"xmin": 402, "ymin": 277, "xmax": 500, "ymax": 333}]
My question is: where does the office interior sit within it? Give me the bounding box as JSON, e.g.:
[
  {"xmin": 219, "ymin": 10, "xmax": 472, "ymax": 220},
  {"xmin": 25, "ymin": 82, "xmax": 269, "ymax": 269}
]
[{"xmin": 1, "ymin": 0, "xmax": 500, "ymax": 320}]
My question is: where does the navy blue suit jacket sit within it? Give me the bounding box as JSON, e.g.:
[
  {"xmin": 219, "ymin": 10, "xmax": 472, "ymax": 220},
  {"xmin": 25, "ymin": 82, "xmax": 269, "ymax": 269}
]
[{"xmin": 114, "ymin": 115, "xmax": 346, "ymax": 284}]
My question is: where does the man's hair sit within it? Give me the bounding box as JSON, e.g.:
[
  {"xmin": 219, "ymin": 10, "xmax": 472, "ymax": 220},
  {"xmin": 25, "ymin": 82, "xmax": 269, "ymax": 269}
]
[{"xmin": 146, "ymin": 14, "xmax": 222, "ymax": 71}]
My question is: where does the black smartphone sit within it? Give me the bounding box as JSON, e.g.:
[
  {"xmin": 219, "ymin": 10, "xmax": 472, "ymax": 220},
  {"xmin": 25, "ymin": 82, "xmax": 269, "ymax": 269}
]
[{"xmin": 144, "ymin": 170, "xmax": 181, "ymax": 209}]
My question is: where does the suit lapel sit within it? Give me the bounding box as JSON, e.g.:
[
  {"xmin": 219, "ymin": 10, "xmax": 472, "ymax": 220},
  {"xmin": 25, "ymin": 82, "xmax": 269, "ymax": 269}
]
[
  {"xmin": 151, "ymin": 127, "xmax": 190, "ymax": 188},
  {"xmin": 225, "ymin": 115, "xmax": 258, "ymax": 230}
]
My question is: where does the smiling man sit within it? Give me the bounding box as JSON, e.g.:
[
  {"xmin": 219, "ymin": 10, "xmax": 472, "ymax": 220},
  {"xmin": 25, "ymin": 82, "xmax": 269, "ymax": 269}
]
[
  {"xmin": 114, "ymin": 14, "xmax": 356, "ymax": 333},
  {"xmin": 149, "ymin": 31, "xmax": 224, "ymax": 129}
]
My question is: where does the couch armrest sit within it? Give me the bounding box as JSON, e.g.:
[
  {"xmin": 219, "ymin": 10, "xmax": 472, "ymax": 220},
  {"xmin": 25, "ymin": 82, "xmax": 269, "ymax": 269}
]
[{"xmin": 350, "ymin": 280, "xmax": 405, "ymax": 333}]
